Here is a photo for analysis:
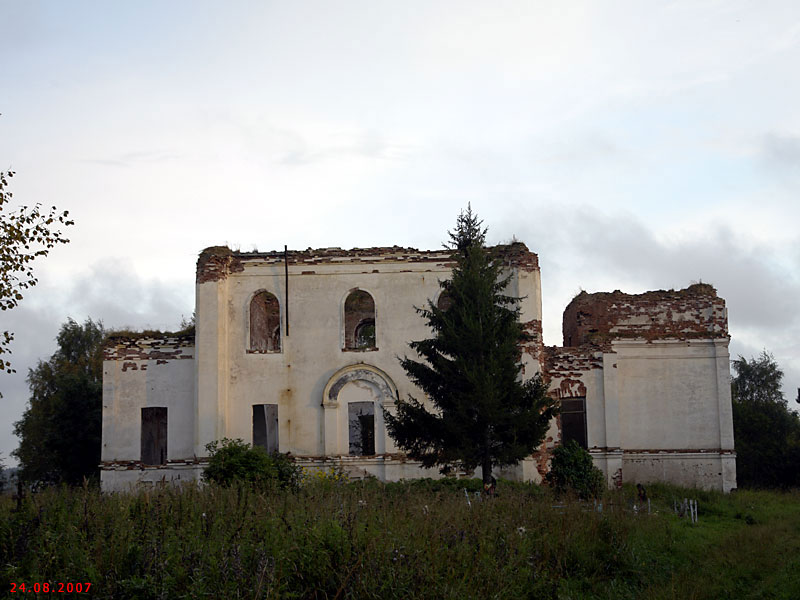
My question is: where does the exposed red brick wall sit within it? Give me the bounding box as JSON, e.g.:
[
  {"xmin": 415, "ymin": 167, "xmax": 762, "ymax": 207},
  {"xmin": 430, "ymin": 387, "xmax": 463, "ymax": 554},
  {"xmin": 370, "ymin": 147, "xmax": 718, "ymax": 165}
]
[
  {"xmin": 543, "ymin": 345, "xmax": 603, "ymax": 397},
  {"xmin": 520, "ymin": 319, "xmax": 544, "ymax": 372},
  {"xmin": 196, "ymin": 246, "xmax": 244, "ymax": 283},
  {"xmin": 490, "ymin": 241, "xmax": 539, "ymax": 271},
  {"xmin": 562, "ymin": 283, "xmax": 727, "ymax": 348}
]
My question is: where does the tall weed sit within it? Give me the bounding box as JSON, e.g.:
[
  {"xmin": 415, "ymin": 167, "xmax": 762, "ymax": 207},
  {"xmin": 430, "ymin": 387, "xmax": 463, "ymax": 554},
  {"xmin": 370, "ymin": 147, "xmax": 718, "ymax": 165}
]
[{"xmin": 1, "ymin": 481, "xmax": 798, "ymax": 598}]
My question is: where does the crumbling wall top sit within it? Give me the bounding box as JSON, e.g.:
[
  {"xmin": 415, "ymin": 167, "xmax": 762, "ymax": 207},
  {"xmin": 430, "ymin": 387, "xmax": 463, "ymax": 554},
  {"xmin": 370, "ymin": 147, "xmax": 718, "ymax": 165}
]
[
  {"xmin": 490, "ymin": 241, "xmax": 539, "ymax": 271},
  {"xmin": 103, "ymin": 333, "xmax": 195, "ymax": 361},
  {"xmin": 196, "ymin": 242, "xmax": 540, "ymax": 283},
  {"xmin": 562, "ymin": 283, "xmax": 727, "ymax": 347},
  {"xmin": 197, "ymin": 246, "xmax": 245, "ymax": 284}
]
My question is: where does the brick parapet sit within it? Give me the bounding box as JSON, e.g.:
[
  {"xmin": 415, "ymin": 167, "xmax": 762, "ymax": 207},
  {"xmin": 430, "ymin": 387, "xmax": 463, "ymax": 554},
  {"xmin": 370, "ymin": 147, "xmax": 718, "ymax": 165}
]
[
  {"xmin": 562, "ymin": 284, "xmax": 727, "ymax": 348},
  {"xmin": 196, "ymin": 242, "xmax": 539, "ymax": 283},
  {"xmin": 103, "ymin": 335, "xmax": 195, "ymax": 362},
  {"xmin": 197, "ymin": 246, "xmax": 244, "ymax": 284}
]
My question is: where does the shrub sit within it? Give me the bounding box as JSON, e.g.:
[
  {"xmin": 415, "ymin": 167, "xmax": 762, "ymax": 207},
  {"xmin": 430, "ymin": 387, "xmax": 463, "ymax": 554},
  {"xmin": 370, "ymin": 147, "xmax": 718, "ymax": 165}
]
[
  {"xmin": 300, "ymin": 465, "xmax": 350, "ymax": 488},
  {"xmin": 202, "ymin": 438, "xmax": 301, "ymax": 489},
  {"xmin": 545, "ymin": 440, "xmax": 605, "ymax": 499}
]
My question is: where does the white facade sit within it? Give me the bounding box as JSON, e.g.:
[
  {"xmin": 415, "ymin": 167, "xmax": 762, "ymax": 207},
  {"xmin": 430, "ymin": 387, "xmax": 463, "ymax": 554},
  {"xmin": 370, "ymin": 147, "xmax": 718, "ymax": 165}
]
[{"xmin": 101, "ymin": 245, "xmax": 735, "ymax": 492}]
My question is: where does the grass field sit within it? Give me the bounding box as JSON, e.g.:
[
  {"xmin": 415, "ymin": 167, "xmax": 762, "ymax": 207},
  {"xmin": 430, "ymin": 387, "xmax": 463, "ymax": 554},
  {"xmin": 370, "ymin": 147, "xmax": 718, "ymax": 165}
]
[{"xmin": 2, "ymin": 477, "xmax": 799, "ymax": 599}]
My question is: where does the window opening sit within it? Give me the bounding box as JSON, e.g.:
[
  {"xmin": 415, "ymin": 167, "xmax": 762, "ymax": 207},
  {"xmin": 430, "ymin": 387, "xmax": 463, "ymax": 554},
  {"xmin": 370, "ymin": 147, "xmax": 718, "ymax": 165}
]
[
  {"xmin": 560, "ymin": 397, "xmax": 587, "ymax": 449},
  {"xmin": 253, "ymin": 404, "xmax": 279, "ymax": 453},
  {"xmin": 250, "ymin": 291, "xmax": 281, "ymax": 352},
  {"xmin": 344, "ymin": 290, "xmax": 376, "ymax": 350}
]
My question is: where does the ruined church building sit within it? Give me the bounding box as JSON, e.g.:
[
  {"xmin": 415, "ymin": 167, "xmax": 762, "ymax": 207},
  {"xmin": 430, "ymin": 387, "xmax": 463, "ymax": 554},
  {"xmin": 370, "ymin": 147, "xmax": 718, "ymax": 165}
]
[{"xmin": 101, "ymin": 243, "xmax": 736, "ymax": 492}]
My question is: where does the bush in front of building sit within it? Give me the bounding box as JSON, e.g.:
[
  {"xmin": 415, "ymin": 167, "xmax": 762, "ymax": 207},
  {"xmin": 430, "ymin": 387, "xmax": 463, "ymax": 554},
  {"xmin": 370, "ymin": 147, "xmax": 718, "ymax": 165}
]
[
  {"xmin": 545, "ymin": 440, "xmax": 605, "ymax": 499},
  {"xmin": 202, "ymin": 438, "xmax": 301, "ymax": 489}
]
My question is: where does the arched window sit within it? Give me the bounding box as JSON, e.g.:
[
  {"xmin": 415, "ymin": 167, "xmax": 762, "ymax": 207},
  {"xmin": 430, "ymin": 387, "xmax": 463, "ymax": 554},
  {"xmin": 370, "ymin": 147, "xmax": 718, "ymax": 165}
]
[
  {"xmin": 250, "ymin": 291, "xmax": 281, "ymax": 352},
  {"xmin": 436, "ymin": 290, "xmax": 454, "ymax": 311},
  {"xmin": 344, "ymin": 290, "xmax": 376, "ymax": 350}
]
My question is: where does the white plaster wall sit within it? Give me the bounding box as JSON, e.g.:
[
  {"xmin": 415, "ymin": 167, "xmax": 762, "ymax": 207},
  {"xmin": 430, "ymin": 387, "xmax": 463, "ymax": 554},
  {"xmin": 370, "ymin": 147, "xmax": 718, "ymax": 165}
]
[
  {"xmin": 622, "ymin": 452, "xmax": 730, "ymax": 491},
  {"xmin": 195, "ymin": 279, "xmax": 229, "ymax": 456},
  {"xmin": 514, "ymin": 269, "xmax": 543, "ymax": 326},
  {"xmin": 100, "ymin": 465, "xmax": 203, "ymax": 492},
  {"xmin": 295, "ymin": 456, "xmax": 444, "ymax": 481},
  {"xmin": 613, "ymin": 340, "xmax": 726, "ymax": 451},
  {"xmin": 101, "ymin": 355, "xmax": 196, "ymax": 462},
  {"xmin": 515, "ymin": 268, "xmax": 544, "ymax": 377}
]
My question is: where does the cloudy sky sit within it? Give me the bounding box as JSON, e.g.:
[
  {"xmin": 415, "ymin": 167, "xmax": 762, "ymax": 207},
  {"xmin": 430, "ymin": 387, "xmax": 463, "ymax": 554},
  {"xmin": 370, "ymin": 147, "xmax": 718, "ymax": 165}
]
[{"xmin": 1, "ymin": 1, "xmax": 799, "ymax": 465}]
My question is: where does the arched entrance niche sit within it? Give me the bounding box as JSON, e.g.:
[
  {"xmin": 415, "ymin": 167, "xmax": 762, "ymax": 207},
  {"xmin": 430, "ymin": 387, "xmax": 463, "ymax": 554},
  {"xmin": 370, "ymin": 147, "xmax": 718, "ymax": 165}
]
[{"xmin": 322, "ymin": 364, "xmax": 398, "ymax": 456}]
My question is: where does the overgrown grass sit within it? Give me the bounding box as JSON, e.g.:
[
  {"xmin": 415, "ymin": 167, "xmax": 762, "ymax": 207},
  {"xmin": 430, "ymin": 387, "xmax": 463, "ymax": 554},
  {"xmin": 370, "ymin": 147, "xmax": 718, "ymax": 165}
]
[{"xmin": 1, "ymin": 479, "xmax": 799, "ymax": 599}]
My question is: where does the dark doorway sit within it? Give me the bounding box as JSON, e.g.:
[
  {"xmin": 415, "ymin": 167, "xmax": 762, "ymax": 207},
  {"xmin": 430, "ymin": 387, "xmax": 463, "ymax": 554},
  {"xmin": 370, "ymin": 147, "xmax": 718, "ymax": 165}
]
[
  {"xmin": 348, "ymin": 402, "xmax": 375, "ymax": 456},
  {"xmin": 141, "ymin": 407, "xmax": 167, "ymax": 465},
  {"xmin": 253, "ymin": 404, "xmax": 279, "ymax": 453}
]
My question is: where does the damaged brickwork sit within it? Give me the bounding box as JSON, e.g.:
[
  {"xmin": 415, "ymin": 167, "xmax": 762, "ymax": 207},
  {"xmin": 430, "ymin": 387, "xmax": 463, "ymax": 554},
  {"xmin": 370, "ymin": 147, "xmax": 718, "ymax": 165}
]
[
  {"xmin": 195, "ymin": 242, "xmax": 540, "ymax": 284},
  {"xmin": 103, "ymin": 335, "xmax": 195, "ymax": 366},
  {"xmin": 520, "ymin": 319, "xmax": 544, "ymax": 375},
  {"xmin": 542, "ymin": 346, "xmax": 602, "ymax": 398},
  {"xmin": 196, "ymin": 245, "xmax": 245, "ymax": 283},
  {"xmin": 562, "ymin": 283, "xmax": 727, "ymax": 349}
]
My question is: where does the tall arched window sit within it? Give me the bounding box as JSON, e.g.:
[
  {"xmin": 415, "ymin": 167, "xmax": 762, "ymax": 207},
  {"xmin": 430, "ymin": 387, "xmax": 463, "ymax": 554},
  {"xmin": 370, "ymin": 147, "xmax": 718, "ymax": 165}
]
[
  {"xmin": 250, "ymin": 291, "xmax": 281, "ymax": 352},
  {"xmin": 344, "ymin": 289, "xmax": 376, "ymax": 350},
  {"xmin": 436, "ymin": 290, "xmax": 454, "ymax": 311}
]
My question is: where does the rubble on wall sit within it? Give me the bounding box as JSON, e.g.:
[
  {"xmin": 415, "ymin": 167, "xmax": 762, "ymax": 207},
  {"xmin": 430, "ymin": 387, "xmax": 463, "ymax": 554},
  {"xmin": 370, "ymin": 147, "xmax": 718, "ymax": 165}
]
[
  {"xmin": 196, "ymin": 245, "xmax": 245, "ymax": 283},
  {"xmin": 562, "ymin": 283, "xmax": 727, "ymax": 349},
  {"xmin": 489, "ymin": 241, "xmax": 540, "ymax": 270}
]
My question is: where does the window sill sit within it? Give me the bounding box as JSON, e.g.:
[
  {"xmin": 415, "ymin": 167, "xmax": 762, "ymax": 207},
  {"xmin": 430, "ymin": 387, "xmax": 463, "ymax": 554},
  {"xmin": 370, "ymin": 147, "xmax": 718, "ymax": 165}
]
[{"xmin": 342, "ymin": 347, "xmax": 378, "ymax": 353}]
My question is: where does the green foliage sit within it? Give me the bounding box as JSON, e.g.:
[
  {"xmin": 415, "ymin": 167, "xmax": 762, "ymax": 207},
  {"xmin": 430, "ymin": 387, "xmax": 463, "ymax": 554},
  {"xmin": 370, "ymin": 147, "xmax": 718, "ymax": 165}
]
[
  {"xmin": 385, "ymin": 206, "xmax": 557, "ymax": 484},
  {"xmin": 2, "ymin": 481, "xmax": 800, "ymax": 599},
  {"xmin": 0, "ymin": 170, "xmax": 73, "ymax": 378},
  {"xmin": 202, "ymin": 438, "xmax": 301, "ymax": 490},
  {"xmin": 13, "ymin": 318, "xmax": 104, "ymax": 486},
  {"xmin": 300, "ymin": 465, "xmax": 350, "ymax": 488},
  {"xmin": 545, "ymin": 440, "xmax": 605, "ymax": 499},
  {"xmin": 177, "ymin": 312, "xmax": 196, "ymax": 336},
  {"xmin": 731, "ymin": 351, "xmax": 800, "ymax": 488}
]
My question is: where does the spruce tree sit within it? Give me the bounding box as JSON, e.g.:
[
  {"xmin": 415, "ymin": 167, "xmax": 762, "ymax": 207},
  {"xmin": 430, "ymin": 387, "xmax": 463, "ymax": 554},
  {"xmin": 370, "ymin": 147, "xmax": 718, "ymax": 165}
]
[{"xmin": 384, "ymin": 206, "xmax": 556, "ymax": 485}]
